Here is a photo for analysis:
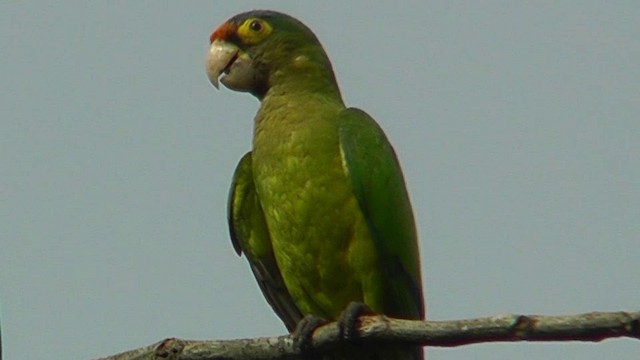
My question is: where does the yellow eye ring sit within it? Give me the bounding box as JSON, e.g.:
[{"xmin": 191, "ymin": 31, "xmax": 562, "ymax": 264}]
[{"xmin": 237, "ymin": 18, "xmax": 272, "ymax": 45}]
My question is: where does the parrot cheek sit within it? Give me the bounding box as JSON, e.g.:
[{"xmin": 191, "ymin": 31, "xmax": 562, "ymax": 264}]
[{"xmin": 219, "ymin": 52, "xmax": 260, "ymax": 92}]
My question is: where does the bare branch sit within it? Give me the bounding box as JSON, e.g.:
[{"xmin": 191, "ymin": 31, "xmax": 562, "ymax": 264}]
[{"xmin": 94, "ymin": 310, "xmax": 640, "ymax": 360}]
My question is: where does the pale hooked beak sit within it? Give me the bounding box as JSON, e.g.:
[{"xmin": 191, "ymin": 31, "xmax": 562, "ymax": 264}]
[
  {"xmin": 206, "ymin": 40, "xmax": 239, "ymax": 89},
  {"xmin": 206, "ymin": 40, "xmax": 258, "ymax": 92}
]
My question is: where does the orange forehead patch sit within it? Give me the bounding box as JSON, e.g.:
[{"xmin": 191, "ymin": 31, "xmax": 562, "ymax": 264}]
[{"xmin": 210, "ymin": 21, "xmax": 236, "ymax": 43}]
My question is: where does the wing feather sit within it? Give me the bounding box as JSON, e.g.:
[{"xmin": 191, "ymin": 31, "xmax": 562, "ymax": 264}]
[
  {"xmin": 228, "ymin": 152, "xmax": 303, "ymax": 331},
  {"xmin": 338, "ymin": 109, "xmax": 424, "ymax": 320}
]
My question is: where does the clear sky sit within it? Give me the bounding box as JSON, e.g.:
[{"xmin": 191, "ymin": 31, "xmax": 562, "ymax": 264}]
[{"xmin": 1, "ymin": 2, "xmax": 638, "ymax": 359}]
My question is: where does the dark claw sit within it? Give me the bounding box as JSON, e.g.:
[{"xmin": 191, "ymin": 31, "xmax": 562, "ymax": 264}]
[
  {"xmin": 337, "ymin": 301, "xmax": 374, "ymax": 342},
  {"xmin": 292, "ymin": 314, "xmax": 328, "ymax": 352}
]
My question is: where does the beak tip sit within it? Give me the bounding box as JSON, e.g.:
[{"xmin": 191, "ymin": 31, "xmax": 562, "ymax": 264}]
[
  {"xmin": 206, "ymin": 68, "xmax": 221, "ymax": 89},
  {"xmin": 206, "ymin": 59, "xmax": 222, "ymax": 90}
]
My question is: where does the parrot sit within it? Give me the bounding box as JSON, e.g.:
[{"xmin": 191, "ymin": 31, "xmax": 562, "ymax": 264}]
[{"xmin": 206, "ymin": 10, "xmax": 424, "ymax": 359}]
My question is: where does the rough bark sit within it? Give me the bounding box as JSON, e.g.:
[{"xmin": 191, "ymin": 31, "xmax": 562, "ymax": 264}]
[{"xmin": 95, "ymin": 310, "xmax": 640, "ymax": 360}]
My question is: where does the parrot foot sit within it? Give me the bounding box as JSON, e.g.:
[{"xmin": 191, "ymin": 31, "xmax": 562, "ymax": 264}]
[
  {"xmin": 338, "ymin": 301, "xmax": 374, "ymax": 342},
  {"xmin": 292, "ymin": 315, "xmax": 328, "ymax": 353}
]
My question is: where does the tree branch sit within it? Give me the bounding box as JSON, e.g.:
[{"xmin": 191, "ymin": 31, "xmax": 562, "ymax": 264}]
[{"xmin": 95, "ymin": 310, "xmax": 640, "ymax": 360}]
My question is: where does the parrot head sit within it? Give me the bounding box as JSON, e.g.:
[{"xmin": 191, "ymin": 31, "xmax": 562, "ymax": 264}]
[{"xmin": 206, "ymin": 10, "xmax": 338, "ymax": 99}]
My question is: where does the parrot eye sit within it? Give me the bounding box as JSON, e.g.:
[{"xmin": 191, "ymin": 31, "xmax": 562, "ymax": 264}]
[
  {"xmin": 237, "ymin": 18, "xmax": 273, "ymax": 44},
  {"xmin": 249, "ymin": 20, "xmax": 263, "ymax": 32}
]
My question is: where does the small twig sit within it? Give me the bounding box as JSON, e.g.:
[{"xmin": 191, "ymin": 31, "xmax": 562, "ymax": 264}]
[{"xmin": 95, "ymin": 310, "xmax": 640, "ymax": 360}]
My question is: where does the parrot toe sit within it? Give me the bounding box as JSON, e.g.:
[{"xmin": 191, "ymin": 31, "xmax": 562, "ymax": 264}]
[
  {"xmin": 338, "ymin": 301, "xmax": 374, "ymax": 342},
  {"xmin": 292, "ymin": 314, "xmax": 328, "ymax": 352}
]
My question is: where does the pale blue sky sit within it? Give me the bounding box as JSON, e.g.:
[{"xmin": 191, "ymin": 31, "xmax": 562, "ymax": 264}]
[{"xmin": 1, "ymin": 2, "xmax": 638, "ymax": 359}]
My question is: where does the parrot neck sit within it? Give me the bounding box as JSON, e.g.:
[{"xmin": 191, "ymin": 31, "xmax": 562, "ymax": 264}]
[{"xmin": 262, "ymin": 53, "xmax": 343, "ymax": 103}]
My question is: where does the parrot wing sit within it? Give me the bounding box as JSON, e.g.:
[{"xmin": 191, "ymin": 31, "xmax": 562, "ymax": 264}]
[
  {"xmin": 338, "ymin": 108, "xmax": 425, "ymax": 320},
  {"xmin": 228, "ymin": 152, "xmax": 303, "ymax": 331}
]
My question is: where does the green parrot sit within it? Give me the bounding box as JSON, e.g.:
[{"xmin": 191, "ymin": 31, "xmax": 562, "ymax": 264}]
[{"xmin": 206, "ymin": 10, "xmax": 424, "ymax": 359}]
